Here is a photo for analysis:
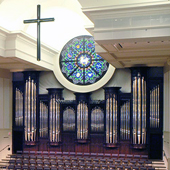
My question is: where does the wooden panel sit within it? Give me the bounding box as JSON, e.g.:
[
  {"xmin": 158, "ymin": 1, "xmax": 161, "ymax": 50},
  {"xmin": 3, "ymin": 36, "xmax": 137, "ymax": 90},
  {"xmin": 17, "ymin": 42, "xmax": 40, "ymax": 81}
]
[
  {"xmin": 149, "ymin": 134, "xmax": 162, "ymax": 159},
  {"xmin": 62, "ymin": 133, "xmax": 76, "ymax": 152},
  {"xmin": 75, "ymin": 143, "xmax": 89, "ymax": 153},
  {"xmin": 131, "ymin": 148, "xmax": 148, "ymax": 156},
  {"xmin": 24, "ymin": 144, "xmax": 38, "ymax": 152},
  {"xmin": 48, "ymin": 145, "xmax": 61, "ymax": 152},
  {"xmin": 104, "ymin": 146, "xmax": 119, "ymax": 154},
  {"xmin": 120, "ymin": 140, "xmax": 148, "ymax": 155},
  {"xmin": 13, "ymin": 131, "xmax": 23, "ymax": 154},
  {"xmin": 39, "ymin": 138, "xmax": 48, "ymax": 151},
  {"xmin": 90, "ymin": 134, "xmax": 104, "ymax": 153},
  {"xmin": 119, "ymin": 140, "xmax": 130, "ymax": 154}
]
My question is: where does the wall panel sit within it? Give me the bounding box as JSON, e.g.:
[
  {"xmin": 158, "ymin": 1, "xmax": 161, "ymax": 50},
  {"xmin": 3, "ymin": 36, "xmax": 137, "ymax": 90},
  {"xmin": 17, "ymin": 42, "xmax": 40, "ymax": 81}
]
[
  {"xmin": 4, "ymin": 78, "xmax": 10, "ymax": 129},
  {"xmin": 0, "ymin": 78, "xmax": 4, "ymax": 129}
]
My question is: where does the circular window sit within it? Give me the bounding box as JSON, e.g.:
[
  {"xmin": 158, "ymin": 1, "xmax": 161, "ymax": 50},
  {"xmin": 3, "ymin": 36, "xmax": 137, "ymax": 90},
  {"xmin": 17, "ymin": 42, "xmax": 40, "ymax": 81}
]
[
  {"xmin": 60, "ymin": 35, "xmax": 109, "ymax": 85},
  {"xmin": 54, "ymin": 35, "xmax": 115, "ymax": 92}
]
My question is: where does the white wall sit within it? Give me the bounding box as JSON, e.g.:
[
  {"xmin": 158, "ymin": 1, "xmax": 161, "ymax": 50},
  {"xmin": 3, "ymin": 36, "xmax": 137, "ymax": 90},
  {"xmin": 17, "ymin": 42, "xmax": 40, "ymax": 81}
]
[
  {"xmin": 39, "ymin": 68, "xmax": 131, "ymax": 100},
  {"xmin": 0, "ymin": 69, "xmax": 12, "ymax": 161},
  {"xmin": 104, "ymin": 69, "xmax": 131, "ymax": 93}
]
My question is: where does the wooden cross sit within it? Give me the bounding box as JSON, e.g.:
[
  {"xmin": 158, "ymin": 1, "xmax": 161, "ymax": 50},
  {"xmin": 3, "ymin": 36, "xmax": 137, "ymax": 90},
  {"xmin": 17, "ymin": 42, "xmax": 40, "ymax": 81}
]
[{"xmin": 24, "ymin": 5, "xmax": 54, "ymax": 61}]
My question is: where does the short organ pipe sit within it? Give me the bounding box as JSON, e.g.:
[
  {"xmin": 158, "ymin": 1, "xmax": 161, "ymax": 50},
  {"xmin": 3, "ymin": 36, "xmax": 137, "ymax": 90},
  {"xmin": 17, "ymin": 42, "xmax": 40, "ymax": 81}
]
[{"xmin": 150, "ymin": 85, "xmax": 160, "ymax": 128}]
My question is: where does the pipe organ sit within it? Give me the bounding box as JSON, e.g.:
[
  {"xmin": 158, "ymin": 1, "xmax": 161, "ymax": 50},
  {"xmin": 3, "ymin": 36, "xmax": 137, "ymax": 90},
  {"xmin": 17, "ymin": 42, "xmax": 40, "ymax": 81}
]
[
  {"xmin": 63, "ymin": 107, "xmax": 75, "ymax": 131},
  {"xmin": 77, "ymin": 101, "xmax": 88, "ymax": 140},
  {"xmin": 120, "ymin": 100, "xmax": 130, "ymax": 140},
  {"xmin": 132, "ymin": 70, "xmax": 146, "ymax": 147},
  {"xmin": 15, "ymin": 88, "xmax": 23, "ymax": 126},
  {"xmin": 47, "ymin": 88, "xmax": 63, "ymax": 145},
  {"xmin": 39, "ymin": 101, "xmax": 48, "ymax": 138},
  {"xmin": 104, "ymin": 87, "xmax": 120, "ymax": 147},
  {"xmin": 12, "ymin": 68, "xmax": 163, "ymax": 158},
  {"xmin": 24, "ymin": 74, "xmax": 37, "ymax": 144},
  {"xmin": 91, "ymin": 107, "xmax": 104, "ymax": 132},
  {"xmin": 150, "ymin": 85, "xmax": 160, "ymax": 128}
]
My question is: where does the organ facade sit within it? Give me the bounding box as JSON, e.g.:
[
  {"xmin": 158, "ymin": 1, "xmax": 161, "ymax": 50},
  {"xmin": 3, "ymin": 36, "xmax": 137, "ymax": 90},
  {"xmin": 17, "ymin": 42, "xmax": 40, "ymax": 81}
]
[{"xmin": 12, "ymin": 67, "xmax": 163, "ymax": 159}]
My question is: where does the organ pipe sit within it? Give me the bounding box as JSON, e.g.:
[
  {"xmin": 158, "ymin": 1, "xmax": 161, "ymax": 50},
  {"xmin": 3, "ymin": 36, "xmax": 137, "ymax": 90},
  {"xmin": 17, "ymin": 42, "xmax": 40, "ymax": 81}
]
[
  {"xmin": 40, "ymin": 101, "xmax": 48, "ymax": 138},
  {"xmin": 91, "ymin": 107, "xmax": 104, "ymax": 132},
  {"xmin": 120, "ymin": 100, "xmax": 130, "ymax": 140},
  {"xmin": 63, "ymin": 107, "xmax": 75, "ymax": 131}
]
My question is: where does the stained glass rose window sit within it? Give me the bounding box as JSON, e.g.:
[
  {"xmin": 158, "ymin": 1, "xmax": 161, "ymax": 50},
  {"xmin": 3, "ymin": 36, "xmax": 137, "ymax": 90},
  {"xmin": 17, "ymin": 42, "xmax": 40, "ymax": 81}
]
[{"xmin": 59, "ymin": 35, "xmax": 109, "ymax": 85}]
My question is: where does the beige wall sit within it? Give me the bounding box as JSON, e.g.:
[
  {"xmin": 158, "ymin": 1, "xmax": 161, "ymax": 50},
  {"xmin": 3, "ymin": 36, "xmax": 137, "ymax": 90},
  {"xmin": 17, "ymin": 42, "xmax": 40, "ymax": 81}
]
[
  {"xmin": 39, "ymin": 68, "xmax": 131, "ymax": 100},
  {"xmin": 164, "ymin": 64, "xmax": 170, "ymax": 169},
  {"xmin": 0, "ymin": 68, "xmax": 12, "ymax": 161}
]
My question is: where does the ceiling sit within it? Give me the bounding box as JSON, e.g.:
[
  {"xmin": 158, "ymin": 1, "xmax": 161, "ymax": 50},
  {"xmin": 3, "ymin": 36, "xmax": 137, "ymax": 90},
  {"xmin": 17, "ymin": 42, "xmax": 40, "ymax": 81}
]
[
  {"xmin": 0, "ymin": 0, "xmax": 170, "ymax": 72},
  {"xmin": 0, "ymin": 57, "xmax": 50, "ymax": 72},
  {"xmin": 79, "ymin": 0, "xmax": 170, "ymax": 69},
  {"xmin": 98, "ymin": 39, "xmax": 170, "ymax": 68}
]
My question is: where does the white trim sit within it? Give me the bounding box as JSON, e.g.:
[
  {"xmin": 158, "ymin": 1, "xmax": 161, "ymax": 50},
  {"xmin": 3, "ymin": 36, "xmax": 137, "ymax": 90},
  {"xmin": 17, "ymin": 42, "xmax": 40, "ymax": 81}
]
[{"xmin": 54, "ymin": 54, "xmax": 115, "ymax": 93}]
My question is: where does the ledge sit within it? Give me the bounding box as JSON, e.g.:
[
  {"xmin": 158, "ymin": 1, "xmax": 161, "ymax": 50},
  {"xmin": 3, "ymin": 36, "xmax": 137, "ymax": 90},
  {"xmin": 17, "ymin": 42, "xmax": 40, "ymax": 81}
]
[
  {"xmin": 25, "ymin": 141, "xmax": 36, "ymax": 146},
  {"xmin": 76, "ymin": 139, "xmax": 89, "ymax": 144},
  {"xmin": 132, "ymin": 144, "xmax": 146, "ymax": 149},
  {"xmin": 105, "ymin": 143, "xmax": 119, "ymax": 148},
  {"xmin": 49, "ymin": 142, "xmax": 60, "ymax": 146}
]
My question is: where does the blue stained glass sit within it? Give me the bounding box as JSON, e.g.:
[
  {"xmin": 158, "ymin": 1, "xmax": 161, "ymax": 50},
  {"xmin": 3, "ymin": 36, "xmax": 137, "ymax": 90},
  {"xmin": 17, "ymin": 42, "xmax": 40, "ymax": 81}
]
[
  {"xmin": 61, "ymin": 49, "xmax": 77, "ymax": 61},
  {"xmin": 95, "ymin": 62, "xmax": 102, "ymax": 69},
  {"xmin": 85, "ymin": 67, "xmax": 100, "ymax": 84},
  {"xmin": 70, "ymin": 69, "xmax": 84, "ymax": 84},
  {"xmin": 72, "ymin": 39, "xmax": 84, "ymax": 52},
  {"xmin": 92, "ymin": 61, "xmax": 107, "ymax": 74},
  {"xmin": 59, "ymin": 35, "xmax": 109, "ymax": 85},
  {"xmin": 62, "ymin": 62, "xmax": 77, "ymax": 76},
  {"xmin": 92, "ymin": 53, "xmax": 103, "ymax": 60},
  {"xmin": 87, "ymin": 72, "xmax": 93, "ymax": 78},
  {"xmin": 84, "ymin": 38, "xmax": 95, "ymax": 53},
  {"xmin": 67, "ymin": 64, "xmax": 73, "ymax": 70}
]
